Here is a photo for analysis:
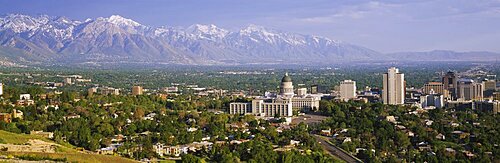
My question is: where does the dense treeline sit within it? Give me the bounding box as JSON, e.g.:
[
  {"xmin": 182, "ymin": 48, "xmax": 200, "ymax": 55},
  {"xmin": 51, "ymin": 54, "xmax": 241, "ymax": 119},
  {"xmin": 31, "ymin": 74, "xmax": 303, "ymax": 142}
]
[
  {"xmin": 312, "ymin": 100, "xmax": 499, "ymax": 162},
  {"xmin": 0, "ymin": 84, "xmax": 336, "ymax": 162}
]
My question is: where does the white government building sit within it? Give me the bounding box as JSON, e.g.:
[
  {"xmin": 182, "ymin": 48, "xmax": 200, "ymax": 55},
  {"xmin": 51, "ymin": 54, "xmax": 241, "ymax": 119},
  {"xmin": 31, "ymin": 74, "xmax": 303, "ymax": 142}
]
[{"xmin": 229, "ymin": 73, "xmax": 321, "ymax": 117}]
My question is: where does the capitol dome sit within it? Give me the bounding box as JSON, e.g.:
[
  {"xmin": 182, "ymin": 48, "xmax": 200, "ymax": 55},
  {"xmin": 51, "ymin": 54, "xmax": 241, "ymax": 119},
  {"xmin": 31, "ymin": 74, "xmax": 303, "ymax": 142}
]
[
  {"xmin": 280, "ymin": 73, "xmax": 294, "ymax": 98},
  {"xmin": 281, "ymin": 73, "xmax": 292, "ymax": 82}
]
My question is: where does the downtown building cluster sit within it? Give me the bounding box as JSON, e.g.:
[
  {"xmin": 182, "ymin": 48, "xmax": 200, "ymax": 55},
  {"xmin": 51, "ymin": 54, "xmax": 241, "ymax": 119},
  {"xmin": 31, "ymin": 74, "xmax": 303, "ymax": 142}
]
[{"xmin": 229, "ymin": 67, "xmax": 500, "ymax": 118}]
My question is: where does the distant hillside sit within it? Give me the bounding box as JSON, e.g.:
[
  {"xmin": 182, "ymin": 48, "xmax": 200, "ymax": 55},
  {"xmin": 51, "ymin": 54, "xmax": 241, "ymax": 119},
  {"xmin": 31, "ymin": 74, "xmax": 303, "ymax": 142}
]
[
  {"xmin": 0, "ymin": 14, "xmax": 382, "ymax": 65},
  {"xmin": 387, "ymin": 50, "xmax": 500, "ymax": 61},
  {"xmin": 0, "ymin": 130, "xmax": 137, "ymax": 163}
]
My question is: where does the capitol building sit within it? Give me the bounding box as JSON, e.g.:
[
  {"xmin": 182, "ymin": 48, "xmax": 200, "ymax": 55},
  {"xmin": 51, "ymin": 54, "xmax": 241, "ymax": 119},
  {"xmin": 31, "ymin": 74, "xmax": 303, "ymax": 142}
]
[{"xmin": 229, "ymin": 73, "xmax": 321, "ymax": 117}]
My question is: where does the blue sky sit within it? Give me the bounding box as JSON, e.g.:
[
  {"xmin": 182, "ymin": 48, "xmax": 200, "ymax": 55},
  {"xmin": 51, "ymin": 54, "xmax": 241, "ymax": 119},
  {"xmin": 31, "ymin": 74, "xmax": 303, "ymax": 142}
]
[{"xmin": 1, "ymin": 0, "xmax": 500, "ymax": 53}]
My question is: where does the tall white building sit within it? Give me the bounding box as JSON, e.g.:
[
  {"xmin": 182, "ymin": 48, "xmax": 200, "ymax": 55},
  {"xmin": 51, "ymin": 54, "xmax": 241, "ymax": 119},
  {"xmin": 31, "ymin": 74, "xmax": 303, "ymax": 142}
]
[
  {"xmin": 382, "ymin": 67, "xmax": 405, "ymax": 105},
  {"xmin": 340, "ymin": 80, "xmax": 356, "ymax": 100},
  {"xmin": 0, "ymin": 83, "xmax": 3, "ymax": 96}
]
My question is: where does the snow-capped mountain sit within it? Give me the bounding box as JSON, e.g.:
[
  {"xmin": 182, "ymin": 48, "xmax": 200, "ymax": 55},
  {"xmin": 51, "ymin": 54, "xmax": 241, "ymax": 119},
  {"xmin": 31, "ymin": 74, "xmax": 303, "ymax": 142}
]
[
  {"xmin": 0, "ymin": 14, "xmax": 384, "ymax": 65},
  {"xmin": 185, "ymin": 24, "xmax": 229, "ymax": 41}
]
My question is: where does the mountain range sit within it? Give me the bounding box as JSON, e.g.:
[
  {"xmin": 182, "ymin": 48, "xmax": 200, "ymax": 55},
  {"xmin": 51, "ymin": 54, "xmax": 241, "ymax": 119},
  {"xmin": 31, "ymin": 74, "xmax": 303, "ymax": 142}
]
[{"xmin": 0, "ymin": 14, "xmax": 498, "ymax": 66}]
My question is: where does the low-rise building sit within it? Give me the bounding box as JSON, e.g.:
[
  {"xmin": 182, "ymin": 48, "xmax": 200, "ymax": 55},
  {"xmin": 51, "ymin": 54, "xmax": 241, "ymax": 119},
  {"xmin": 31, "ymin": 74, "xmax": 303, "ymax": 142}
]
[
  {"xmin": 165, "ymin": 146, "xmax": 184, "ymax": 156},
  {"xmin": 420, "ymin": 93, "xmax": 444, "ymax": 109},
  {"xmin": 494, "ymin": 92, "xmax": 500, "ymax": 101},
  {"xmin": 297, "ymin": 88, "xmax": 307, "ymax": 96},
  {"xmin": 132, "ymin": 86, "xmax": 143, "ymax": 95},
  {"xmin": 320, "ymin": 129, "xmax": 332, "ymax": 136},
  {"xmin": 17, "ymin": 94, "xmax": 34, "ymax": 106},
  {"xmin": 474, "ymin": 100, "xmax": 500, "ymax": 114},
  {"xmin": 64, "ymin": 78, "xmax": 73, "ymax": 85},
  {"xmin": 88, "ymin": 87, "xmax": 97, "ymax": 96},
  {"xmin": 30, "ymin": 130, "xmax": 54, "ymax": 139},
  {"xmin": 0, "ymin": 113, "xmax": 11, "ymax": 123},
  {"xmin": 100, "ymin": 87, "xmax": 120, "ymax": 95},
  {"xmin": 12, "ymin": 109, "xmax": 23, "ymax": 119},
  {"xmin": 153, "ymin": 143, "xmax": 165, "ymax": 157},
  {"xmin": 229, "ymin": 99, "xmax": 293, "ymax": 117},
  {"xmin": 229, "ymin": 102, "xmax": 251, "ymax": 115},
  {"xmin": 63, "ymin": 113, "xmax": 81, "ymax": 120}
]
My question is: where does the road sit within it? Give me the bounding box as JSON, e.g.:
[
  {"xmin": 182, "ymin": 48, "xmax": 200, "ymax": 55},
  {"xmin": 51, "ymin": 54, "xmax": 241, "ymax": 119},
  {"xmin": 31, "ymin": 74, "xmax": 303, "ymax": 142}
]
[
  {"xmin": 313, "ymin": 135, "xmax": 363, "ymax": 163},
  {"xmin": 291, "ymin": 113, "xmax": 328, "ymax": 125},
  {"xmin": 291, "ymin": 114, "xmax": 363, "ymax": 162}
]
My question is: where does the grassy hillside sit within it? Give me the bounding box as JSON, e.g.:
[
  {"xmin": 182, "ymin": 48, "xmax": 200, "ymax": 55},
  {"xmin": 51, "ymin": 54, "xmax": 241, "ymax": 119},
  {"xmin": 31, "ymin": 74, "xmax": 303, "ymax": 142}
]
[
  {"xmin": 0, "ymin": 130, "xmax": 48, "ymax": 144},
  {"xmin": 0, "ymin": 130, "xmax": 137, "ymax": 163}
]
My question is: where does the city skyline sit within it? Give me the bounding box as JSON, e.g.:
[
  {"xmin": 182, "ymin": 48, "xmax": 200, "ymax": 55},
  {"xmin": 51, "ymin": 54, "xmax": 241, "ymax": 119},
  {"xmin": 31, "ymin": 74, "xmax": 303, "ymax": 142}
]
[
  {"xmin": 1, "ymin": 0, "xmax": 500, "ymax": 53},
  {"xmin": 0, "ymin": 62, "xmax": 497, "ymax": 162},
  {"xmin": 0, "ymin": 1, "xmax": 498, "ymax": 162}
]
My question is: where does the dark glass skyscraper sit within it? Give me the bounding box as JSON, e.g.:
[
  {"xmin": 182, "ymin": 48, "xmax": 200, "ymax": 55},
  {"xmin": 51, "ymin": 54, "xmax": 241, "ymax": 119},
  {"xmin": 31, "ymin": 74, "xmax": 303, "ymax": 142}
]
[{"xmin": 442, "ymin": 71, "xmax": 458, "ymax": 99}]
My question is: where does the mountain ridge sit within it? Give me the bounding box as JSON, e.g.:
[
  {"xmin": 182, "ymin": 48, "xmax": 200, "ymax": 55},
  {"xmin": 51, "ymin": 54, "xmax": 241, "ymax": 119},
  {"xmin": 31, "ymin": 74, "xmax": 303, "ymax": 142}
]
[{"xmin": 0, "ymin": 14, "xmax": 498, "ymax": 66}]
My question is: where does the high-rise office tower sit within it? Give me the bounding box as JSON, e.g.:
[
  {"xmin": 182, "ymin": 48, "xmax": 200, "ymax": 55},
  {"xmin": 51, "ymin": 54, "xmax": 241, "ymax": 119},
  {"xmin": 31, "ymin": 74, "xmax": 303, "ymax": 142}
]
[
  {"xmin": 458, "ymin": 79, "xmax": 483, "ymax": 101},
  {"xmin": 442, "ymin": 71, "xmax": 458, "ymax": 99},
  {"xmin": 340, "ymin": 80, "xmax": 356, "ymax": 100},
  {"xmin": 383, "ymin": 67, "xmax": 405, "ymax": 105},
  {"xmin": 483, "ymin": 79, "xmax": 496, "ymax": 98}
]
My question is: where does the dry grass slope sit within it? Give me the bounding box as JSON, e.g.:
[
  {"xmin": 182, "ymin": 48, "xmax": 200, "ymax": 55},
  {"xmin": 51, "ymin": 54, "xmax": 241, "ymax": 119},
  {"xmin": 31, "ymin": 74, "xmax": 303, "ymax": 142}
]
[{"xmin": 0, "ymin": 130, "xmax": 137, "ymax": 163}]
